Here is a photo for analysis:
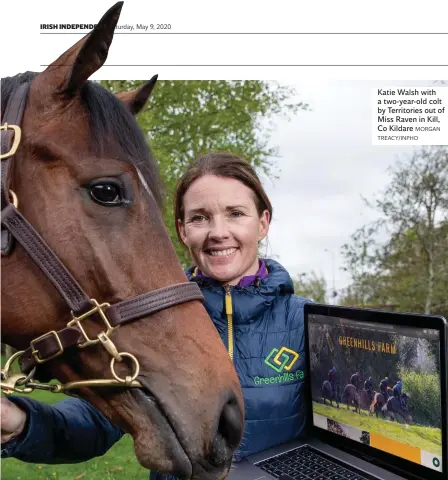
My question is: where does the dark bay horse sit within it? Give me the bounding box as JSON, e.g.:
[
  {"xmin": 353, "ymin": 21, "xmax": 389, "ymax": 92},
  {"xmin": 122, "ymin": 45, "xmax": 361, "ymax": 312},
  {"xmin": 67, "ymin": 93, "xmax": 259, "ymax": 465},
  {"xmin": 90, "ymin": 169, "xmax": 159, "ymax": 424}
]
[
  {"xmin": 343, "ymin": 384, "xmax": 360, "ymax": 414},
  {"xmin": 322, "ymin": 380, "xmax": 339, "ymax": 407},
  {"xmin": 358, "ymin": 389, "xmax": 374, "ymax": 411},
  {"xmin": 1, "ymin": 2, "xmax": 243, "ymax": 478},
  {"xmin": 382, "ymin": 395, "xmax": 412, "ymax": 424}
]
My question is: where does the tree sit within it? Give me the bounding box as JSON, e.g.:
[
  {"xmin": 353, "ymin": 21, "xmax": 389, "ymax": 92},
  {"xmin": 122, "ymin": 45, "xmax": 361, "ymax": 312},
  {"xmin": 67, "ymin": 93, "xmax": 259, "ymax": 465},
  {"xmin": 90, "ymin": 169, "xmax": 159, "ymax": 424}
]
[
  {"xmin": 293, "ymin": 271, "xmax": 327, "ymax": 302},
  {"xmin": 101, "ymin": 80, "xmax": 309, "ymax": 266},
  {"xmin": 341, "ymin": 146, "xmax": 448, "ymax": 316},
  {"xmin": 378, "ymin": 146, "xmax": 447, "ymax": 313}
]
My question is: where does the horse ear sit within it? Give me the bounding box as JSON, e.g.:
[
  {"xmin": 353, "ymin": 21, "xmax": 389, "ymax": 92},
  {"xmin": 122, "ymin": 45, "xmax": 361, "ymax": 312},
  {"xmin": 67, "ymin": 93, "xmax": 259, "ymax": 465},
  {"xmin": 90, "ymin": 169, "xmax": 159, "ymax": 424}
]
[
  {"xmin": 45, "ymin": 2, "xmax": 123, "ymax": 96},
  {"xmin": 116, "ymin": 75, "xmax": 158, "ymax": 115}
]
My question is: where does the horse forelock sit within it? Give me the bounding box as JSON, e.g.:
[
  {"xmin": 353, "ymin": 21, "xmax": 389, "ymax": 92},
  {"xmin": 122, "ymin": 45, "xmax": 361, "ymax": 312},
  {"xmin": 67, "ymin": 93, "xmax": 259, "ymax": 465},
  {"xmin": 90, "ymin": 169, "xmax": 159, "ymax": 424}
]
[{"xmin": 1, "ymin": 73, "xmax": 164, "ymax": 210}]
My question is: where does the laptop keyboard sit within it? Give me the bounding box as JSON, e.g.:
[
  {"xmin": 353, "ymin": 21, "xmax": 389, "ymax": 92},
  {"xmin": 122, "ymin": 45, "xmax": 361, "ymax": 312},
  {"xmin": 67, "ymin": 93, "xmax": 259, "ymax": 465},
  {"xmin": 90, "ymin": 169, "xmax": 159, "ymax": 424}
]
[{"xmin": 255, "ymin": 444, "xmax": 370, "ymax": 480}]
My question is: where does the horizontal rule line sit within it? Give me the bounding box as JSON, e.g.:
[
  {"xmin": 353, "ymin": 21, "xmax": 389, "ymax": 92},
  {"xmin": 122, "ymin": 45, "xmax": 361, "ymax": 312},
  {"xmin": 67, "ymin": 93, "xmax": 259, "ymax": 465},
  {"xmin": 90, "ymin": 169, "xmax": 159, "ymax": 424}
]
[
  {"xmin": 39, "ymin": 64, "xmax": 448, "ymax": 67},
  {"xmin": 39, "ymin": 32, "xmax": 448, "ymax": 35}
]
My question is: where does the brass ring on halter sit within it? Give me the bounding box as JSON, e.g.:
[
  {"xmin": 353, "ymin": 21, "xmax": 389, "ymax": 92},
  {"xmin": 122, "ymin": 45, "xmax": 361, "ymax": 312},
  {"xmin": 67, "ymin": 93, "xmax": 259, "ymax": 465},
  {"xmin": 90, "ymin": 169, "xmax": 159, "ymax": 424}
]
[
  {"xmin": 9, "ymin": 190, "xmax": 18, "ymax": 208},
  {"xmin": 14, "ymin": 366, "xmax": 37, "ymax": 387},
  {"xmin": 110, "ymin": 353, "xmax": 140, "ymax": 383},
  {"xmin": 1, "ymin": 350, "xmax": 25, "ymax": 377},
  {"xmin": 1, "ymin": 375, "xmax": 34, "ymax": 395}
]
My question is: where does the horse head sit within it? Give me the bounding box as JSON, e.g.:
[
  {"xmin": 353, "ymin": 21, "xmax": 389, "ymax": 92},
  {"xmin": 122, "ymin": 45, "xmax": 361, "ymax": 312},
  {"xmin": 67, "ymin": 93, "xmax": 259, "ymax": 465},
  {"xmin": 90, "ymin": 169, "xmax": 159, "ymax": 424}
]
[{"xmin": 1, "ymin": 3, "xmax": 244, "ymax": 478}]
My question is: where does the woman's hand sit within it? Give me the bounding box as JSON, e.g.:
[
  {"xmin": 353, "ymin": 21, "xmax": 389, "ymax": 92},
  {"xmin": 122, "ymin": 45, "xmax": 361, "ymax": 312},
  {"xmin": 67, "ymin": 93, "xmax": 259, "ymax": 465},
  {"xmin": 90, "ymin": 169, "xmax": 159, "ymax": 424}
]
[{"xmin": 1, "ymin": 397, "xmax": 27, "ymax": 444}]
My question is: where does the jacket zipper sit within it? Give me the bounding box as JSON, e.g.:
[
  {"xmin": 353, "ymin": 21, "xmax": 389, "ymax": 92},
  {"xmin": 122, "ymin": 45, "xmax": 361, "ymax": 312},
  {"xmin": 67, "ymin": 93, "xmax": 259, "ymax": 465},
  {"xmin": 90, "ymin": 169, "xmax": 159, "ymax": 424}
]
[{"xmin": 224, "ymin": 285, "xmax": 234, "ymax": 361}]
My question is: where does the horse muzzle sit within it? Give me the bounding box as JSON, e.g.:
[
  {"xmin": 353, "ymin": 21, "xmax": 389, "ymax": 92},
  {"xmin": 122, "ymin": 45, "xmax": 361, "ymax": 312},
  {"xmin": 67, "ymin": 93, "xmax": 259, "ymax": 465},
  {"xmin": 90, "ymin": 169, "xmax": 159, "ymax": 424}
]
[{"xmin": 129, "ymin": 376, "xmax": 243, "ymax": 479}]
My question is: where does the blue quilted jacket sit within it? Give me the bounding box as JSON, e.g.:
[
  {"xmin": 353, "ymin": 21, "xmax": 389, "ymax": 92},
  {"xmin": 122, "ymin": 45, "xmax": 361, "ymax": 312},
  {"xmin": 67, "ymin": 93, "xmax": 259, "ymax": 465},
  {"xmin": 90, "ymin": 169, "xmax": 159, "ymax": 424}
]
[
  {"xmin": 2, "ymin": 259, "xmax": 310, "ymax": 466},
  {"xmin": 186, "ymin": 259, "xmax": 310, "ymax": 458}
]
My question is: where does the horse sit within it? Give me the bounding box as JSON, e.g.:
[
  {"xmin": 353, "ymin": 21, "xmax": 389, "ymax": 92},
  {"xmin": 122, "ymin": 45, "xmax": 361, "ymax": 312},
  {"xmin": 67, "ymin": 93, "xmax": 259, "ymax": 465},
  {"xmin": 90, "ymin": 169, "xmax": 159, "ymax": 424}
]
[
  {"xmin": 382, "ymin": 394, "xmax": 412, "ymax": 424},
  {"xmin": 358, "ymin": 388, "xmax": 374, "ymax": 411},
  {"xmin": 369, "ymin": 392, "xmax": 387, "ymax": 418},
  {"xmin": 0, "ymin": 3, "xmax": 244, "ymax": 478},
  {"xmin": 321, "ymin": 380, "xmax": 339, "ymax": 408},
  {"xmin": 343, "ymin": 384, "xmax": 360, "ymax": 414},
  {"xmin": 370, "ymin": 386, "xmax": 393, "ymax": 418}
]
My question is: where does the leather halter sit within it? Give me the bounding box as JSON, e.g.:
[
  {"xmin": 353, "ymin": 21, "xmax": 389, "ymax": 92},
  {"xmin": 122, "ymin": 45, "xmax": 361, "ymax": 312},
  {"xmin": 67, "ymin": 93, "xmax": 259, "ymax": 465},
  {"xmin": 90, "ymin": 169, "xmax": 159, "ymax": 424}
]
[{"xmin": 0, "ymin": 81, "xmax": 204, "ymax": 393}]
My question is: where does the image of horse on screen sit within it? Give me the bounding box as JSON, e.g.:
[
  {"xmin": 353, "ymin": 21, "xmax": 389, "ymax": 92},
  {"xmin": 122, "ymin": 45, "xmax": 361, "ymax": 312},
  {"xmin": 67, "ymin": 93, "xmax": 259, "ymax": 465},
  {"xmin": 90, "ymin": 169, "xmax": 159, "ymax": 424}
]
[{"xmin": 308, "ymin": 315, "xmax": 442, "ymax": 470}]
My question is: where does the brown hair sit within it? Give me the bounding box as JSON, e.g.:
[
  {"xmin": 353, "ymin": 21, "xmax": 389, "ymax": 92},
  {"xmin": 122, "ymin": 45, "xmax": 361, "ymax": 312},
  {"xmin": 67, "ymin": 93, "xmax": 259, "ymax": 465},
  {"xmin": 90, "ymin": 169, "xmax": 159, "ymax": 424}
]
[{"xmin": 174, "ymin": 152, "xmax": 273, "ymax": 244}]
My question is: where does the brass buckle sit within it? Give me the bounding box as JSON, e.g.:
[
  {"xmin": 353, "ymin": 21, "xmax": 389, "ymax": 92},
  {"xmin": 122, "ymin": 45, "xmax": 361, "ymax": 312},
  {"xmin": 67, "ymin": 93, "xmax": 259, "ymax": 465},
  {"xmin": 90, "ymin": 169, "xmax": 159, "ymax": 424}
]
[
  {"xmin": 30, "ymin": 331, "xmax": 64, "ymax": 364},
  {"xmin": 67, "ymin": 299, "xmax": 115, "ymax": 348},
  {"xmin": 0, "ymin": 123, "xmax": 22, "ymax": 160}
]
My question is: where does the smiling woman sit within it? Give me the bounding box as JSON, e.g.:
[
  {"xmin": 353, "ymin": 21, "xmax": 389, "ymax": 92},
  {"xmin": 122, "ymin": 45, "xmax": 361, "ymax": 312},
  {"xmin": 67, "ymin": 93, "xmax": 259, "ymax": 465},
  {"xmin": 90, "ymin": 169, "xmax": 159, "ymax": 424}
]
[{"xmin": 172, "ymin": 152, "xmax": 313, "ymax": 460}]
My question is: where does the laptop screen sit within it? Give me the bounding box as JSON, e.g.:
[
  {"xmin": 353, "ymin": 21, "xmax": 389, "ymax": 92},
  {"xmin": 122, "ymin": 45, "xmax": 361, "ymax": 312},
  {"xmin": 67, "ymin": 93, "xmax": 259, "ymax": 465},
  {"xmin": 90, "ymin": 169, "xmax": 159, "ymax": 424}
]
[{"xmin": 307, "ymin": 313, "xmax": 443, "ymax": 474}]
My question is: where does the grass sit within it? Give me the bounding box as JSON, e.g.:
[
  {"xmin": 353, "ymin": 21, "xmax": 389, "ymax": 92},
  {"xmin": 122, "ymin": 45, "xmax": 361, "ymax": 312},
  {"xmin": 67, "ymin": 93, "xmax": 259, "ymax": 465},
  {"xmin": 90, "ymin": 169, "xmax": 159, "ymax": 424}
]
[
  {"xmin": 313, "ymin": 401, "xmax": 442, "ymax": 456},
  {"xmin": 1, "ymin": 388, "xmax": 149, "ymax": 480},
  {"xmin": 2, "ymin": 435, "xmax": 149, "ymax": 480}
]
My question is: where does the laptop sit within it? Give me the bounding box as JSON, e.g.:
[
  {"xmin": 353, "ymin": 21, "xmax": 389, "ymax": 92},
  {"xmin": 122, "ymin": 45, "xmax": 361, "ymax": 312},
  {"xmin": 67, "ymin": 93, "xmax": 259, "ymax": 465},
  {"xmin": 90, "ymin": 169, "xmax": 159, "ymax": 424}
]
[{"xmin": 228, "ymin": 304, "xmax": 447, "ymax": 480}]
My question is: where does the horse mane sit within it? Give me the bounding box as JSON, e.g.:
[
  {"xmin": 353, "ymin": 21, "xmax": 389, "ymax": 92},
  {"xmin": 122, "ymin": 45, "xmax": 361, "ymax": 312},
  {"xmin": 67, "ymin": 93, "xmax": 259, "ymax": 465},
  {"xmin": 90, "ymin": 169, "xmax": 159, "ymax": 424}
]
[{"xmin": 1, "ymin": 73, "xmax": 163, "ymax": 208}]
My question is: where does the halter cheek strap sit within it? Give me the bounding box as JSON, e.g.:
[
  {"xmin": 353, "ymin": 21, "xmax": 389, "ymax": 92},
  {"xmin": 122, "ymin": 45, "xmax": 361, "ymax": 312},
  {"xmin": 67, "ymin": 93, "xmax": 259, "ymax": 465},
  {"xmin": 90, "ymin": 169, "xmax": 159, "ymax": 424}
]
[{"xmin": 1, "ymin": 82, "xmax": 29, "ymax": 255}]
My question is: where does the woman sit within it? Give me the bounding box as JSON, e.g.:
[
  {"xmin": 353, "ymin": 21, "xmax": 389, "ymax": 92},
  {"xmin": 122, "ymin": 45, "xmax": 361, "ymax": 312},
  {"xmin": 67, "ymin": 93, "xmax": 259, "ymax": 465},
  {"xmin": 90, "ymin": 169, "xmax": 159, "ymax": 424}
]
[{"xmin": 1, "ymin": 152, "xmax": 311, "ymax": 470}]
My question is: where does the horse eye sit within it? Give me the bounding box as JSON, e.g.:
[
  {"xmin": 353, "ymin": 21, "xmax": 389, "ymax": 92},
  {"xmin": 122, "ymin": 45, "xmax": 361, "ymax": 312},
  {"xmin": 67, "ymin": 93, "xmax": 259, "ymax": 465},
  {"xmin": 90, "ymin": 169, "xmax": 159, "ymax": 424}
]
[{"xmin": 89, "ymin": 183, "xmax": 122, "ymax": 206}]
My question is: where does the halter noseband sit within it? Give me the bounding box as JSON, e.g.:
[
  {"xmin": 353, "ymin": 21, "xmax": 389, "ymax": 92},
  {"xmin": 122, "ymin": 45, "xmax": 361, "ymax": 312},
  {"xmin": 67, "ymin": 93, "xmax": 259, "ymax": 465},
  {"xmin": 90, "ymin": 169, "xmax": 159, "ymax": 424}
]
[{"xmin": 0, "ymin": 81, "xmax": 204, "ymax": 395}]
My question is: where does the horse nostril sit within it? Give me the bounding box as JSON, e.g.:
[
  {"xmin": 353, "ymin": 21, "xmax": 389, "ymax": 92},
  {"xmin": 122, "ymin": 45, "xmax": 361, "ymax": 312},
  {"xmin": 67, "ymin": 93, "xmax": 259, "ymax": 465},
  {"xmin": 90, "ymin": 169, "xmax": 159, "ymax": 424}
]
[
  {"xmin": 218, "ymin": 397, "xmax": 244, "ymax": 450},
  {"xmin": 208, "ymin": 395, "xmax": 243, "ymax": 468}
]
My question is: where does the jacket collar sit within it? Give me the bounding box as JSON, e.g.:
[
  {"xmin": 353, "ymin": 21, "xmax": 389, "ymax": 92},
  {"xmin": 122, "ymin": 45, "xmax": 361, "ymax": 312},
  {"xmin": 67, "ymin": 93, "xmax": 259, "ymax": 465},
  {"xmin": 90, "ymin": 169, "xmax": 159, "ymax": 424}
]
[
  {"xmin": 190, "ymin": 259, "xmax": 268, "ymax": 288},
  {"xmin": 186, "ymin": 258, "xmax": 295, "ymax": 296},
  {"xmin": 186, "ymin": 259, "xmax": 295, "ymax": 325}
]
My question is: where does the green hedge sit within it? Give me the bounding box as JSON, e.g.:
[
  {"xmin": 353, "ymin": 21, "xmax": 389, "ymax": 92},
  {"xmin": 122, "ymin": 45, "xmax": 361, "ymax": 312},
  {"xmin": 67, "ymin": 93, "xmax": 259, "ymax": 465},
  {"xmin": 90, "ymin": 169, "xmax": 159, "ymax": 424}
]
[{"xmin": 399, "ymin": 369, "xmax": 441, "ymax": 427}]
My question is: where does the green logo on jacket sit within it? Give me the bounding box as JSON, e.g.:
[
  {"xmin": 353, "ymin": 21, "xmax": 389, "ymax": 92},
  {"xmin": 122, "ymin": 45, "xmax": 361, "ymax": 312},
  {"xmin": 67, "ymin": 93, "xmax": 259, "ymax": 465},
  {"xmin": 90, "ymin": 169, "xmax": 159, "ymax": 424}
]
[
  {"xmin": 265, "ymin": 346, "xmax": 299, "ymax": 372},
  {"xmin": 254, "ymin": 347, "xmax": 304, "ymax": 385}
]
